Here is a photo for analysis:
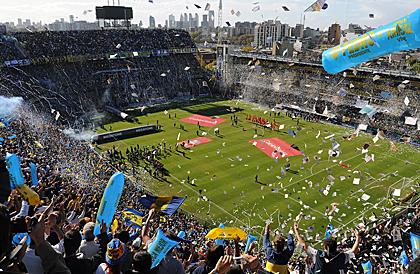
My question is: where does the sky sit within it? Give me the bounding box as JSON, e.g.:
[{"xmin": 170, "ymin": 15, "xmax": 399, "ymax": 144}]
[{"xmin": 0, "ymin": 0, "xmax": 418, "ymax": 30}]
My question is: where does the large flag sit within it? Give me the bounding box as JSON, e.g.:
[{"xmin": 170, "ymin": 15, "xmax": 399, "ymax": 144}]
[
  {"xmin": 122, "ymin": 208, "xmax": 144, "ymax": 229},
  {"xmin": 411, "ymin": 232, "xmax": 420, "ymax": 259},
  {"xmin": 390, "ymin": 141, "xmax": 397, "ymax": 151},
  {"xmin": 139, "ymin": 194, "xmax": 185, "ymax": 216}
]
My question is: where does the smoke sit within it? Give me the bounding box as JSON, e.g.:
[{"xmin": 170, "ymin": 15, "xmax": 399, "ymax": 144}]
[
  {"xmin": 61, "ymin": 128, "xmax": 96, "ymax": 141},
  {"xmin": 0, "ymin": 96, "xmax": 23, "ymax": 118}
]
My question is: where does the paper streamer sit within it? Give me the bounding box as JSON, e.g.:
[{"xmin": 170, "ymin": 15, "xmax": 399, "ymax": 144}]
[
  {"xmin": 148, "ymin": 229, "xmax": 179, "ymax": 268},
  {"xmin": 94, "ymin": 172, "xmax": 125, "ymax": 236},
  {"xmin": 322, "ymin": 8, "xmax": 420, "ymax": 74},
  {"xmin": 6, "ymin": 153, "xmax": 24, "ymax": 189},
  {"xmin": 30, "ymin": 162, "xmax": 38, "ymax": 186}
]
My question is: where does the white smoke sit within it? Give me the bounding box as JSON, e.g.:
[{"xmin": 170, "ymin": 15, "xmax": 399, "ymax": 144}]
[
  {"xmin": 0, "ymin": 96, "xmax": 23, "ymax": 118},
  {"xmin": 60, "ymin": 128, "xmax": 96, "ymax": 141}
]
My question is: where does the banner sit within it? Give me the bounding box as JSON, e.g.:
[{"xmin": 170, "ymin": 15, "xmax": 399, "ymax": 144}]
[
  {"xmin": 122, "ymin": 208, "xmax": 143, "ymax": 229},
  {"xmin": 244, "ymin": 235, "xmax": 258, "ymax": 254},
  {"xmin": 411, "ymin": 232, "xmax": 420, "ymax": 259},
  {"xmin": 205, "ymin": 227, "xmax": 247, "ymax": 240},
  {"xmin": 30, "ymin": 162, "xmax": 38, "ymax": 186},
  {"xmin": 147, "ymin": 229, "xmax": 179, "ymax": 268},
  {"xmin": 322, "ymin": 8, "xmax": 420, "ymax": 74},
  {"xmin": 94, "ymin": 172, "xmax": 124, "ymax": 236},
  {"xmin": 6, "ymin": 153, "xmax": 24, "ymax": 189}
]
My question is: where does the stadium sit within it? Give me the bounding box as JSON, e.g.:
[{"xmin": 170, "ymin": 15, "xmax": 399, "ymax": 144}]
[{"xmin": 1, "ymin": 10, "xmax": 420, "ymax": 274}]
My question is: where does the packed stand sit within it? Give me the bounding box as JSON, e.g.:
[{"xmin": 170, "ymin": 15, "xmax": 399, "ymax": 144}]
[
  {"xmin": 1, "ymin": 110, "xmax": 420, "ymax": 274},
  {"xmin": 10, "ymin": 29, "xmax": 195, "ymax": 60}
]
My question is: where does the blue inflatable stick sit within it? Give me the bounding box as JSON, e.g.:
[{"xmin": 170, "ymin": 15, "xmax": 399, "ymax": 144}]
[
  {"xmin": 215, "ymin": 223, "xmax": 225, "ymax": 246},
  {"xmin": 244, "ymin": 234, "xmax": 258, "ymax": 254},
  {"xmin": 94, "ymin": 172, "xmax": 125, "ymax": 236},
  {"xmin": 6, "ymin": 153, "xmax": 24, "ymax": 189},
  {"xmin": 30, "ymin": 163, "xmax": 38, "ymax": 186},
  {"xmin": 148, "ymin": 229, "xmax": 179, "ymax": 268},
  {"xmin": 322, "ymin": 8, "xmax": 420, "ymax": 74}
]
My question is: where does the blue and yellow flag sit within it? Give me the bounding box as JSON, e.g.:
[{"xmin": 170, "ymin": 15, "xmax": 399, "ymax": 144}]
[
  {"xmin": 122, "ymin": 208, "xmax": 143, "ymax": 229},
  {"xmin": 139, "ymin": 194, "xmax": 185, "ymax": 216}
]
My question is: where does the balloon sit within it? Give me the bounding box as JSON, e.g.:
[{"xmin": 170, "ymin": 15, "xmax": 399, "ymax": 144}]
[
  {"xmin": 148, "ymin": 229, "xmax": 179, "ymax": 268},
  {"xmin": 322, "ymin": 8, "xmax": 420, "ymax": 74},
  {"xmin": 16, "ymin": 184, "xmax": 41, "ymax": 205},
  {"xmin": 215, "ymin": 223, "xmax": 225, "ymax": 246},
  {"xmin": 6, "ymin": 153, "xmax": 24, "ymax": 189},
  {"xmin": 244, "ymin": 235, "xmax": 258, "ymax": 254},
  {"xmin": 94, "ymin": 172, "xmax": 124, "ymax": 236},
  {"xmin": 30, "ymin": 163, "xmax": 38, "ymax": 185},
  {"xmin": 322, "ymin": 3, "xmax": 328, "ymax": 10}
]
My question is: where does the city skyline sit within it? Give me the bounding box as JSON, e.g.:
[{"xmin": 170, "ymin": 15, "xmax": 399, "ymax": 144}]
[{"xmin": 1, "ymin": 0, "xmax": 417, "ymax": 30}]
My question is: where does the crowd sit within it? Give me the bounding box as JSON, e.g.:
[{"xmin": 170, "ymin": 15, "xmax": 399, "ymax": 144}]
[
  {"xmin": 10, "ymin": 29, "xmax": 195, "ymax": 59},
  {"xmin": 0, "ymin": 29, "xmax": 208, "ymax": 124},
  {"xmin": 230, "ymin": 61, "xmax": 420, "ymax": 141},
  {"xmin": 0, "ymin": 102, "xmax": 420, "ymax": 274},
  {"xmin": 0, "ymin": 34, "xmax": 26, "ymax": 63},
  {"xmin": 1, "ymin": 28, "xmax": 420, "ymax": 274}
]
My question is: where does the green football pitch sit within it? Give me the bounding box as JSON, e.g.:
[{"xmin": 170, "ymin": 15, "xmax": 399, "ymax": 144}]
[{"xmin": 94, "ymin": 97, "xmax": 420, "ymax": 244}]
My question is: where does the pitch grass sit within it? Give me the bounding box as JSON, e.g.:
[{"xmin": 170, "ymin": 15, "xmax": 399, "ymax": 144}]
[{"xmin": 95, "ymin": 97, "xmax": 420, "ymax": 245}]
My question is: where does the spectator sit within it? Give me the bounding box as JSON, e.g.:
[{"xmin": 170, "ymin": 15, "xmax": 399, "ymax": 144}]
[
  {"xmin": 157, "ymin": 232, "xmax": 185, "ymax": 274},
  {"xmin": 263, "ymin": 222, "xmax": 294, "ymax": 274},
  {"xmin": 293, "ymin": 222, "xmax": 360, "ymax": 274},
  {"xmin": 78, "ymin": 222, "xmax": 100, "ymax": 259},
  {"xmin": 96, "ymin": 238, "xmax": 127, "ymax": 274}
]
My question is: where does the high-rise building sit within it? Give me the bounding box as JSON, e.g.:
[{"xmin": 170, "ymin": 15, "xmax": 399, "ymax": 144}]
[
  {"xmin": 235, "ymin": 21, "xmax": 258, "ymax": 35},
  {"xmin": 69, "ymin": 15, "xmax": 74, "ymax": 24},
  {"xmin": 208, "ymin": 10, "xmax": 215, "ymax": 28},
  {"xmin": 254, "ymin": 20, "xmax": 289, "ymax": 48},
  {"xmin": 293, "ymin": 24, "xmax": 304, "ymax": 38},
  {"xmin": 193, "ymin": 13, "xmax": 199, "ymax": 28},
  {"xmin": 24, "ymin": 19, "xmax": 31, "ymax": 27},
  {"xmin": 149, "ymin": 15, "xmax": 156, "ymax": 28},
  {"xmin": 201, "ymin": 14, "xmax": 208, "ymax": 27},
  {"xmin": 169, "ymin": 14, "xmax": 175, "ymax": 28},
  {"xmin": 348, "ymin": 23, "xmax": 366, "ymax": 35},
  {"xmin": 188, "ymin": 13, "xmax": 193, "ymax": 29},
  {"xmin": 183, "ymin": 13, "xmax": 188, "ymax": 29},
  {"xmin": 17, "ymin": 18, "xmax": 22, "ymax": 27},
  {"xmin": 328, "ymin": 23, "xmax": 341, "ymax": 44}
]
